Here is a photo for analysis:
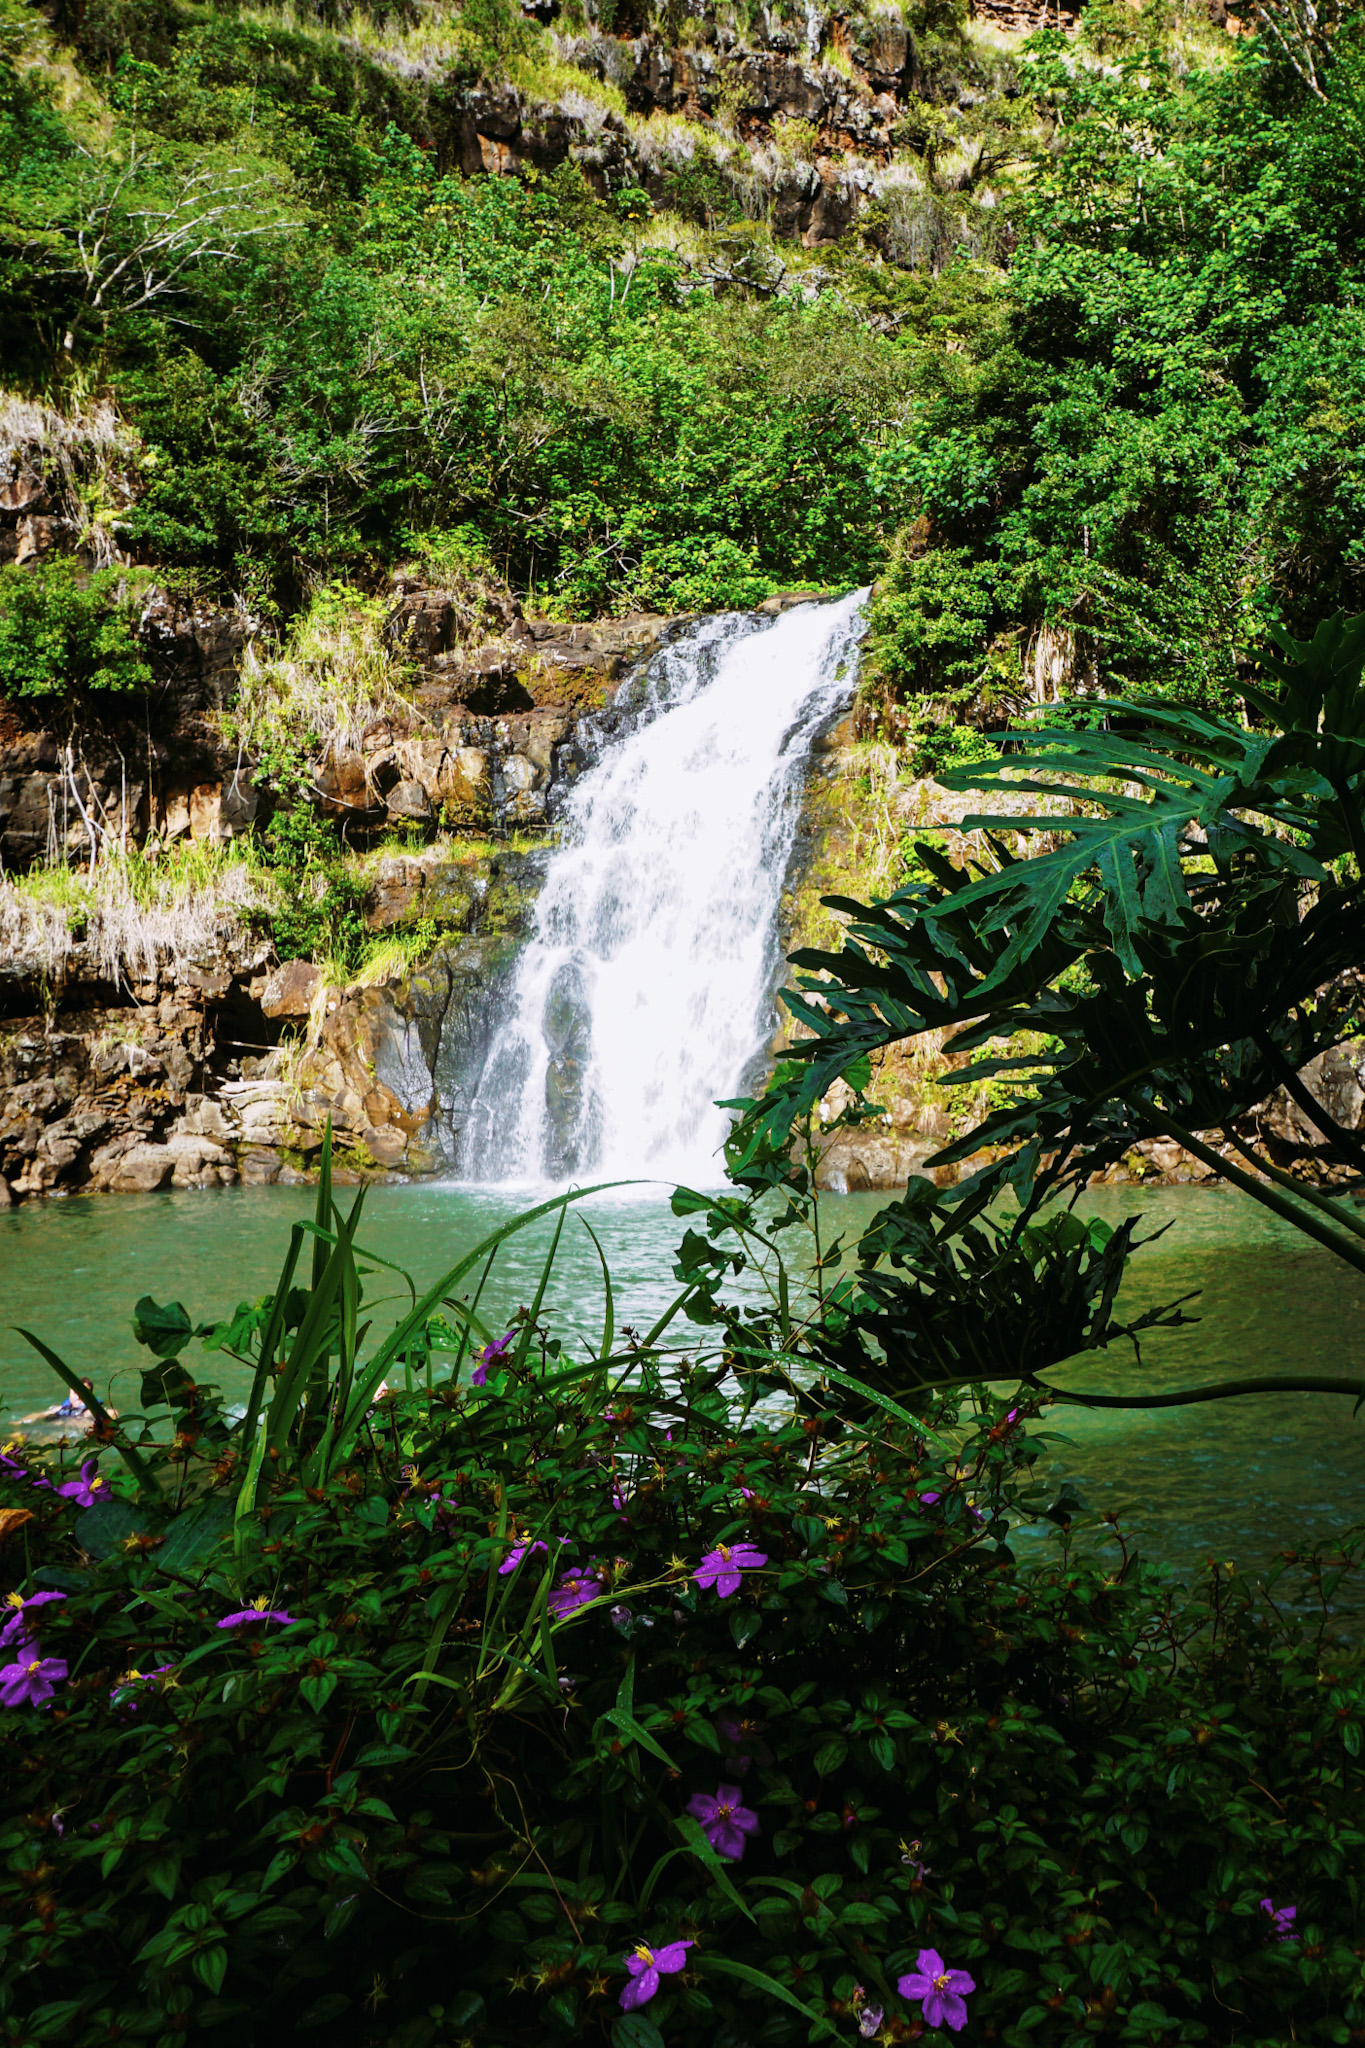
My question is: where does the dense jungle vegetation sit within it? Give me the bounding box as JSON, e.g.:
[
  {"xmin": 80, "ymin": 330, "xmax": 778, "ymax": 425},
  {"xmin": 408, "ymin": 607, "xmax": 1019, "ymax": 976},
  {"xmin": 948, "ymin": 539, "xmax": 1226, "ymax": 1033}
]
[
  {"xmin": 1, "ymin": 0, "xmax": 1362, "ymax": 728},
  {"xmin": 6, "ymin": 6, "xmax": 1365, "ymax": 2044}
]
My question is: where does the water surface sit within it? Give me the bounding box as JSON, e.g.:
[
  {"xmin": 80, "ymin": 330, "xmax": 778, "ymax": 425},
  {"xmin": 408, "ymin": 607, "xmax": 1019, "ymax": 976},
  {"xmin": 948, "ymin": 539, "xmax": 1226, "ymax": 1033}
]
[{"xmin": 2, "ymin": 1179, "xmax": 1363, "ymax": 1580}]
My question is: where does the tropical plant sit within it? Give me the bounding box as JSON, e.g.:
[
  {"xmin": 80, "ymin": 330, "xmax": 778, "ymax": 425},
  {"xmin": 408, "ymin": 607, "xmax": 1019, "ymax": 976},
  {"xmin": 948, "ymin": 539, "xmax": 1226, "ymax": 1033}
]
[{"xmin": 729, "ymin": 610, "xmax": 1365, "ymax": 1418}]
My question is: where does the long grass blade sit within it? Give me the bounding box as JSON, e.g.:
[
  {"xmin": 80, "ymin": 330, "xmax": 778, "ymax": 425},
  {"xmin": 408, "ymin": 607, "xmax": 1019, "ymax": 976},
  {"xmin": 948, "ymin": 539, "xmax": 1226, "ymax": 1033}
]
[
  {"xmin": 311, "ymin": 1124, "xmax": 333, "ymax": 1290},
  {"xmin": 578, "ymin": 1214, "xmax": 615, "ymax": 1363}
]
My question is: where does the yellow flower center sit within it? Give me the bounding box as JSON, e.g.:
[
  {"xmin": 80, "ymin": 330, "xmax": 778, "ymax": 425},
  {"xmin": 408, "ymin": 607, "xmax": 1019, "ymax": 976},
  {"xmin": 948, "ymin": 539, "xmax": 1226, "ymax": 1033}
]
[
  {"xmin": 252, "ymin": 1597, "xmax": 270, "ymax": 1611},
  {"xmin": 4, "ymin": 1593, "xmax": 23, "ymax": 1609},
  {"xmin": 718, "ymin": 1543, "xmax": 731, "ymax": 1561},
  {"xmin": 26, "ymin": 1661, "xmax": 40, "ymax": 1676},
  {"xmin": 934, "ymin": 1973, "xmax": 950, "ymax": 1993},
  {"xmin": 634, "ymin": 1944, "xmax": 654, "ymax": 1964}
]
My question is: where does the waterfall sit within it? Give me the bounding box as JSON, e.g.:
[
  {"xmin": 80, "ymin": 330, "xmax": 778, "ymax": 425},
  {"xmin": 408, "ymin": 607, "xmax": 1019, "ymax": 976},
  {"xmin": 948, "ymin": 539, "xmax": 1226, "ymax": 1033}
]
[{"xmin": 457, "ymin": 588, "xmax": 868, "ymax": 1186}]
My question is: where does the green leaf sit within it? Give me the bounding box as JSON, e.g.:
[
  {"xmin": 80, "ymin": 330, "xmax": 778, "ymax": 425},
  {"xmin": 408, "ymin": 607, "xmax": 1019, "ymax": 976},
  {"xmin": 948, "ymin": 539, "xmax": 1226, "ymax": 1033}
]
[
  {"xmin": 673, "ymin": 1815, "xmax": 755, "ymax": 1922},
  {"xmin": 300, "ymin": 1672, "xmax": 340, "ymax": 1713},
  {"xmin": 296, "ymin": 1993, "xmax": 352, "ymax": 2027},
  {"xmin": 869, "ymin": 1732, "xmax": 896, "ymax": 1772},
  {"xmin": 191, "ymin": 1944, "xmax": 228, "ymax": 1995},
  {"xmin": 613, "ymin": 2017, "xmax": 666, "ymax": 2048},
  {"xmin": 144, "ymin": 1853, "xmax": 182, "ymax": 1901},
  {"xmin": 26, "ymin": 2004, "xmax": 88, "ymax": 2041},
  {"xmin": 729, "ymin": 1607, "xmax": 761, "ymax": 1649},
  {"xmin": 72, "ymin": 1498, "xmax": 146, "ymax": 1558},
  {"xmin": 323, "ymin": 1893, "xmax": 363, "ymax": 1941},
  {"xmin": 600, "ymin": 1707, "xmax": 678, "ymax": 1771},
  {"xmin": 132, "ymin": 1295, "xmax": 194, "ymax": 1358},
  {"xmin": 158, "ymin": 1496, "xmax": 234, "ymax": 1573}
]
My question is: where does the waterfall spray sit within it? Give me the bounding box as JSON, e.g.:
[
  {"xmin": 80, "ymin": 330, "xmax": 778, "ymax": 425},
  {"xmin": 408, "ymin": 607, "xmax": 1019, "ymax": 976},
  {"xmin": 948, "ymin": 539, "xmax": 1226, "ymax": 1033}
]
[{"xmin": 458, "ymin": 589, "xmax": 868, "ymax": 1186}]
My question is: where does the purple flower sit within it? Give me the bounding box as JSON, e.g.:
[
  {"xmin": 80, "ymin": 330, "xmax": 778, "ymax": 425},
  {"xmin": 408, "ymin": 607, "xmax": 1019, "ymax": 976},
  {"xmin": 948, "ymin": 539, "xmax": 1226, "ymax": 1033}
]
[
  {"xmin": 693, "ymin": 1541, "xmax": 767, "ymax": 1599},
  {"xmin": 716, "ymin": 1712, "xmax": 772, "ymax": 1775},
  {"xmin": 620, "ymin": 1937, "xmax": 692, "ymax": 2011},
  {"xmin": 0, "ymin": 1591, "xmax": 65, "ymax": 1659},
  {"xmin": 0, "ymin": 1655, "xmax": 68, "ymax": 1710},
  {"xmin": 53, "ymin": 1460, "xmax": 111, "ymax": 1509},
  {"xmin": 897, "ymin": 1949, "xmax": 975, "ymax": 2033},
  {"xmin": 1, "ymin": 1590, "xmax": 63, "ymax": 1623},
  {"xmin": 218, "ymin": 1600, "xmax": 297, "ymax": 1629},
  {"xmin": 471, "ymin": 1331, "xmax": 515, "ymax": 1388},
  {"xmin": 918, "ymin": 1491, "xmax": 942, "ymax": 1507},
  {"xmin": 685, "ymin": 1783, "xmax": 760, "ymax": 1861},
  {"xmin": 858, "ymin": 2004, "xmax": 884, "ymax": 2038},
  {"xmin": 111, "ymin": 1664, "xmax": 175, "ymax": 1707},
  {"xmin": 547, "ymin": 1568, "xmax": 603, "ymax": 1619},
  {"xmin": 499, "ymin": 1539, "xmax": 549, "ymax": 1576},
  {"xmin": 1260, "ymin": 1897, "xmax": 1297, "ymax": 1941}
]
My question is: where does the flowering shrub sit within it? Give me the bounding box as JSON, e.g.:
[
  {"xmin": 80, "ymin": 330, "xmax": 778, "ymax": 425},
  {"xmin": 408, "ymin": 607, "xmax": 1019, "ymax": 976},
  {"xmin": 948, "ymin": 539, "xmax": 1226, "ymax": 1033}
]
[{"xmin": 1, "ymin": 1176, "xmax": 1364, "ymax": 2048}]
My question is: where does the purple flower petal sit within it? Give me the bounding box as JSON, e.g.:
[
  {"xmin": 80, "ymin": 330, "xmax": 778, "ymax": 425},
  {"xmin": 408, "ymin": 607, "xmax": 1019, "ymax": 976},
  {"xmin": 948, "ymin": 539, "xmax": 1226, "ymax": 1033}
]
[
  {"xmin": 498, "ymin": 1539, "xmax": 549, "ymax": 1576},
  {"xmin": 898, "ymin": 1950, "xmax": 975, "ymax": 2033},
  {"xmin": 0, "ymin": 1655, "xmax": 68, "ymax": 1709},
  {"xmin": 547, "ymin": 1568, "xmax": 603, "ymax": 1619},
  {"xmin": 471, "ymin": 1331, "xmax": 515, "ymax": 1389},
  {"xmin": 619, "ymin": 1938, "xmax": 691, "ymax": 2009},
  {"xmin": 693, "ymin": 1542, "xmax": 767, "ymax": 1599},
  {"xmin": 53, "ymin": 1460, "xmax": 111, "ymax": 1510},
  {"xmin": 685, "ymin": 1784, "xmax": 760, "ymax": 1861},
  {"xmin": 218, "ymin": 1604, "xmax": 297, "ymax": 1629}
]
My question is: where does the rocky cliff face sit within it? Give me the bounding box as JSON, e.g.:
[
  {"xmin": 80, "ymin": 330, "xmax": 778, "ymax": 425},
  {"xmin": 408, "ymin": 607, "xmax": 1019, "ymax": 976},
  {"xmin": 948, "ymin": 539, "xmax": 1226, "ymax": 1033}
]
[
  {"xmin": 0, "ymin": 575, "xmax": 686, "ymax": 871},
  {"xmin": 0, "ymin": 843, "xmax": 553, "ymax": 1203},
  {"xmin": 437, "ymin": 0, "xmax": 1075, "ymax": 253},
  {"xmin": 0, "ymin": 581, "xmax": 749, "ymax": 1205}
]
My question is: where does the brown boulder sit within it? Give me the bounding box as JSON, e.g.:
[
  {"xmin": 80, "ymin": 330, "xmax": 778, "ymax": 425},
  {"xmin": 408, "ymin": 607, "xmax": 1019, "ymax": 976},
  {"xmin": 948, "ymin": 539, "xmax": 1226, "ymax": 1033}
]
[
  {"xmin": 110, "ymin": 1144, "xmax": 174, "ymax": 1193},
  {"xmin": 387, "ymin": 779, "xmax": 434, "ymax": 825},
  {"xmin": 261, "ymin": 959, "xmax": 322, "ymax": 1020}
]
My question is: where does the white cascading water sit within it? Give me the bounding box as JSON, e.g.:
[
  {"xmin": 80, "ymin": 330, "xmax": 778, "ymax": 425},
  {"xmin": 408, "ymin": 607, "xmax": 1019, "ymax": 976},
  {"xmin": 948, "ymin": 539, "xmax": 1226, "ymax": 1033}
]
[{"xmin": 457, "ymin": 588, "xmax": 869, "ymax": 1186}]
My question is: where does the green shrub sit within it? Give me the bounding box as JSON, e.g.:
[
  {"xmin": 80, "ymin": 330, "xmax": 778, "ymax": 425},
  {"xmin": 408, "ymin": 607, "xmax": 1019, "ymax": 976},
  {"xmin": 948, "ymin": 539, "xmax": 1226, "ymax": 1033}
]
[
  {"xmin": 0, "ymin": 557, "xmax": 153, "ymax": 698},
  {"xmin": 635, "ymin": 536, "xmax": 776, "ymax": 615},
  {"xmin": 1, "ymin": 1177, "xmax": 1363, "ymax": 2047},
  {"xmin": 903, "ymin": 718, "xmax": 1001, "ymax": 780},
  {"xmin": 862, "ymin": 542, "xmax": 1012, "ymax": 706},
  {"xmin": 261, "ymin": 793, "xmax": 368, "ymax": 973}
]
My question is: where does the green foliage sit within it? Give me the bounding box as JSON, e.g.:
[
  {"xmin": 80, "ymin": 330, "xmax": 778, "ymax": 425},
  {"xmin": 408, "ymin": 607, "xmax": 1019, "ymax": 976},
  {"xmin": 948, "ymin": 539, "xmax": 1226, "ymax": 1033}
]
[
  {"xmin": 261, "ymin": 789, "xmax": 368, "ymax": 973},
  {"xmin": 862, "ymin": 541, "xmax": 1014, "ymax": 704},
  {"xmin": 904, "ymin": 716, "xmax": 1006, "ymax": 780},
  {"xmin": 864, "ymin": 21, "xmax": 1365, "ymax": 716},
  {"xmin": 0, "ymin": 0, "xmax": 1360, "ymax": 739},
  {"xmin": 736, "ymin": 608, "xmax": 1365, "ymax": 1417},
  {"xmin": 3, "ymin": 1155, "xmax": 1365, "ymax": 2046},
  {"xmin": 0, "ymin": 558, "xmax": 153, "ymax": 698},
  {"xmin": 635, "ymin": 536, "xmax": 776, "ymax": 615}
]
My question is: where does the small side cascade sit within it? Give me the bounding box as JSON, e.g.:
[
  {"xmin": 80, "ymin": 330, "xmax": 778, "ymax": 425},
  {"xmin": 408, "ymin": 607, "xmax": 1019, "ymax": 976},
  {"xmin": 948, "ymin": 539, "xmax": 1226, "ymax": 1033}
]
[{"xmin": 456, "ymin": 589, "xmax": 868, "ymax": 1186}]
